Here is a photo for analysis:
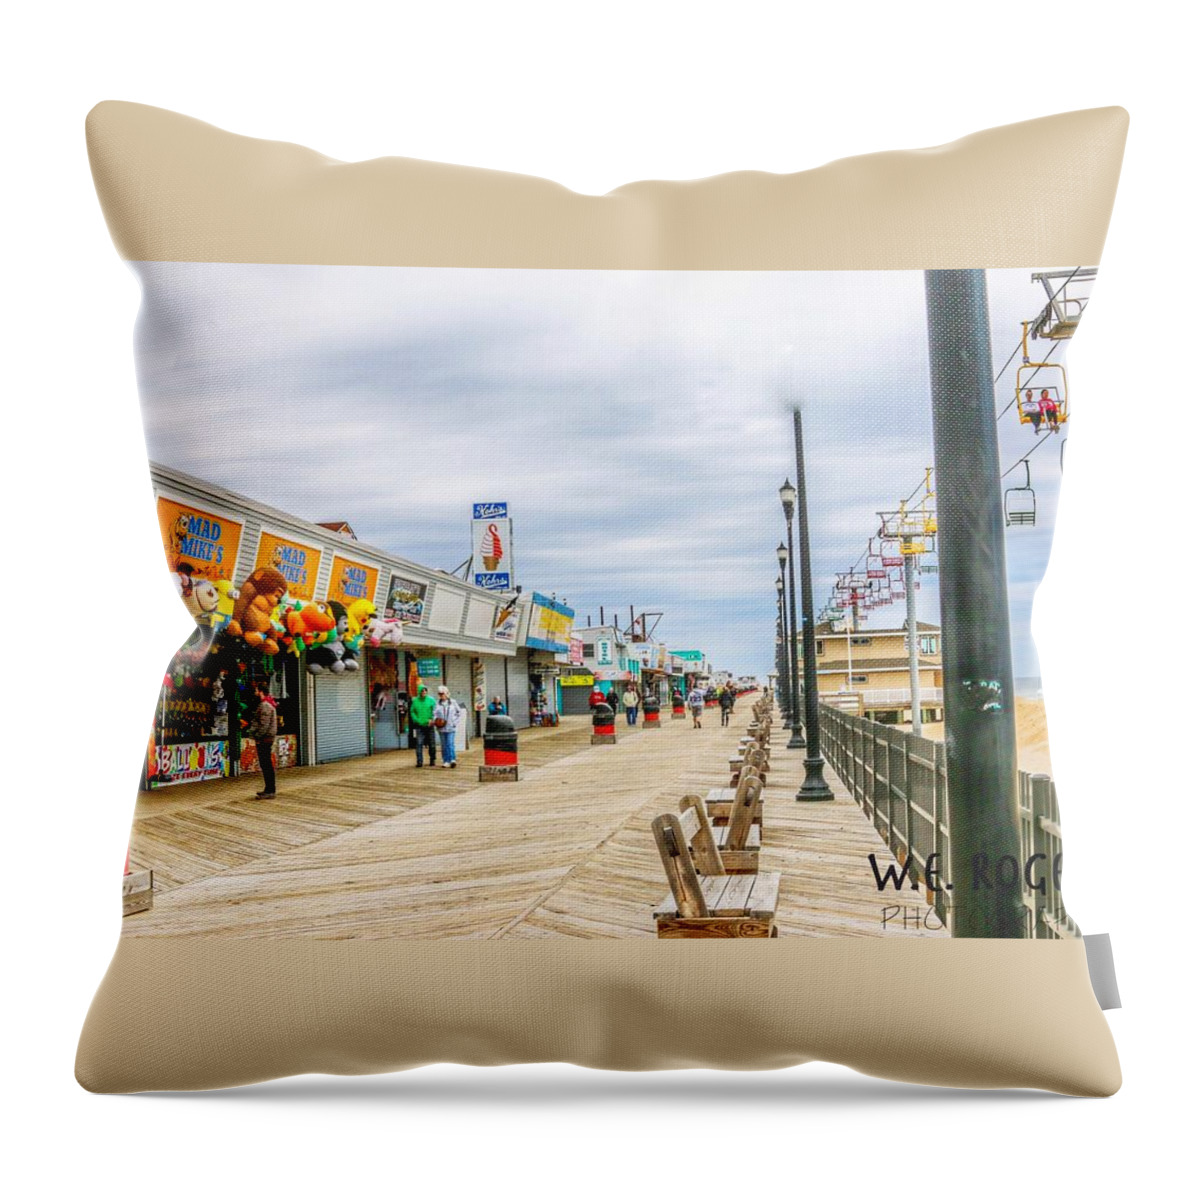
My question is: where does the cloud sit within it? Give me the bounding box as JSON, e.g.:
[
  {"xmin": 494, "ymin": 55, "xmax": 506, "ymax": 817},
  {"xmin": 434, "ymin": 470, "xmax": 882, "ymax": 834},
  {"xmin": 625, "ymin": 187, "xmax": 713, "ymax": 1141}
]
[{"xmin": 134, "ymin": 263, "xmax": 1077, "ymax": 677}]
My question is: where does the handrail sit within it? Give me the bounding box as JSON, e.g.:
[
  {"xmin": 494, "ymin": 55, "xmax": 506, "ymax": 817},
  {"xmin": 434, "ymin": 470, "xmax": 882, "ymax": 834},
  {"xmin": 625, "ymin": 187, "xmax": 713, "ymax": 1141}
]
[{"xmin": 819, "ymin": 703, "xmax": 1077, "ymax": 939}]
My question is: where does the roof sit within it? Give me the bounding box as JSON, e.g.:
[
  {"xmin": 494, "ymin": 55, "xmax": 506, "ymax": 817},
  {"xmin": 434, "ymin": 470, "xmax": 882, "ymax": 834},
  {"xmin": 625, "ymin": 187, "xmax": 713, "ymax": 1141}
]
[
  {"xmin": 316, "ymin": 520, "xmax": 357, "ymax": 539},
  {"xmin": 811, "ymin": 620, "xmax": 940, "ymax": 638}
]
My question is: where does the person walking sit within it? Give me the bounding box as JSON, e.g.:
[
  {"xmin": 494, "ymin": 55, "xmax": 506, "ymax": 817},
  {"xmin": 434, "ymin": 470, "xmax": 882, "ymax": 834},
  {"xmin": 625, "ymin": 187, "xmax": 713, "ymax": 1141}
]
[
  {"xmin": 434, "ymin": 685, "xmax": 461, "ymax": 769},
  {"xmin": 248, "ymin": 681, "xmax": 279, "ymax": 798},
  {"xmin": 588, "ymin": 684, "xmax": 606, "ymax": 711},
  {"xmin": 719, "ymin": 686, "xmax": 736, "ymax": 727},
  {"xmin": 687, "ymin": 684, "xmax": 706, "ymax": 728},
  {"xmin": 409, "ymin": 683, "xmax": 437, "ymax": 768},
  {"xmin": 622, "ymin": 683, "xmax": 640, "ymax": 727}
]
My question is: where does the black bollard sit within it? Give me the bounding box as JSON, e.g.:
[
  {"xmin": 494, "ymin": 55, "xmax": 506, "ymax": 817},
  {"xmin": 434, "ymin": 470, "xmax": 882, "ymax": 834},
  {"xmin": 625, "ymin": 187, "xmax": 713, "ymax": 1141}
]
[
  {"xmin": 591, "ymin": 702, "xmax": 617, "ymax": 745},
  {"xmin": 479, "ymin": 713, "xmax": 519, "ymax": 782}
]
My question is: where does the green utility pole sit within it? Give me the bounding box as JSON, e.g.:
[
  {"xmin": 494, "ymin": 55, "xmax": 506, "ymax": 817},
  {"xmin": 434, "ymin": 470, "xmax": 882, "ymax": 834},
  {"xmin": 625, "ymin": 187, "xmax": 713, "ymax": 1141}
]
[{"xmin": 924, "ymin": 269, "xmax": 1026, "ymax": 939}]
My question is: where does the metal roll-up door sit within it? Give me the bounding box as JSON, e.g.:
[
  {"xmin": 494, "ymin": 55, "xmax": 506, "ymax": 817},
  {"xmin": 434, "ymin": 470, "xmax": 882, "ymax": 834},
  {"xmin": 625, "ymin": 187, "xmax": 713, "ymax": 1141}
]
[
  {"xmin": 313, "ymin": 671, "xmax": 370, "ymax": 762},
  {"xmin": 506, "ymin": 651, "xmax": 531, "ymax": 728},
  {"xmin": 560, "ymin": 683, "xmax": 593, "ymax": 716}
]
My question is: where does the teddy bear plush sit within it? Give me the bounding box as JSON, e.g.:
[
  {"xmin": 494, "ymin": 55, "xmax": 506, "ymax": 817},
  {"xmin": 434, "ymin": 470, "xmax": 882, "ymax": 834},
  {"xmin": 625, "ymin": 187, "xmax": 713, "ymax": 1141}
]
[{"xmin": 229, "ymin": 566, "xmax": 288, "ymax": 656}]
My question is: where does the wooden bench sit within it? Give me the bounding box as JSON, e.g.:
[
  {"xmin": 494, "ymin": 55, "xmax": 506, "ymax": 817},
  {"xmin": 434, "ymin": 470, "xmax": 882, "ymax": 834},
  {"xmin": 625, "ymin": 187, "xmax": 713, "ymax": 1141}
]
[
  {"xmin": 652, "ymin": 803, "xmax": 780, "ymax": 938},
  {"xmin": 677, "ymin": 793, "xmax": 761, "ymax": 874},
  {"xmin": 706, "ymin": 772, "xmax": 764, "ymax": 829},
  {"xmin": 728, "ymin": 743, "xmax": 769, "ymax": 785}
]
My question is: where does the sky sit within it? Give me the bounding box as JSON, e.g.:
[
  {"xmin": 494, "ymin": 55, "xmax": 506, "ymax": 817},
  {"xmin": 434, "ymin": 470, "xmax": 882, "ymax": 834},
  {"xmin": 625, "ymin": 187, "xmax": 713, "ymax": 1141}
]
[{"xmin": 132, "ymin": 263, "xmax": 1086, "ymax": 679}]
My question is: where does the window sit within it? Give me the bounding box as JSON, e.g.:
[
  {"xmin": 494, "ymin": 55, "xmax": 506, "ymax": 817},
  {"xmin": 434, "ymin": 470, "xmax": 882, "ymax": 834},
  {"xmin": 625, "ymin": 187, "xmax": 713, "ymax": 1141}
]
[
  {"xmin": 815, "ymin": 639, "xmax": 824, "ymax": 656},
  {"xmin": 920, "ymin": 635, "xmax": 939, "ymax": 656},
  {"xmin": 850, "ymin": 636, "xmax": 872, "ymax": 647},
  {"xmin": 582, "ymin": 643, "xmax": 595, "ymax": 658},
  {"xmin": 851, "ymin": 674, "xmax": 869, "ymax": 684}
]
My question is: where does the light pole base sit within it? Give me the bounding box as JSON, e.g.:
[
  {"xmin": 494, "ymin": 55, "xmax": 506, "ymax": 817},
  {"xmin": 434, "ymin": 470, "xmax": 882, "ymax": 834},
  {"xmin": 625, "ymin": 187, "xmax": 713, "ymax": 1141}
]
[
  {"xmin": 787, "ymin": 726, "xmax": 806, "ymax": 750},
  {"xmin": 795, "ymin": 755, "xmax": 835, "ymax": 802}
]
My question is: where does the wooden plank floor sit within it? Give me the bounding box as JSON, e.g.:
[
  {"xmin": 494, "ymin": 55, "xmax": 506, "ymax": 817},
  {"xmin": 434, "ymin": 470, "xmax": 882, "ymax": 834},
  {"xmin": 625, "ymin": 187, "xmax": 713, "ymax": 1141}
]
[
  {"xmin": 129, "ymin": 718, "xmax": 598, "ymax": 891},
  {"xmin": 125, "ymin": 703, "xmax": 944, "ymax": 940}
]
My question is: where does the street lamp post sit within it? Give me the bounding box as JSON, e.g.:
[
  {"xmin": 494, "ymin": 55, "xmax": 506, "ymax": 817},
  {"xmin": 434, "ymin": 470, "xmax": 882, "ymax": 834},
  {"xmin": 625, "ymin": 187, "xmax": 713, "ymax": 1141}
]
[
  {"xmin": 791, "ymin": 406, "xmax": 835, "ymax": 801},
  {"xmin": 774, "ymin": 574, "xmax": 790, "ymax": 726},
  {"xmin": 779, "ymin": 484, "xmax": 805, "ymax": 750}
]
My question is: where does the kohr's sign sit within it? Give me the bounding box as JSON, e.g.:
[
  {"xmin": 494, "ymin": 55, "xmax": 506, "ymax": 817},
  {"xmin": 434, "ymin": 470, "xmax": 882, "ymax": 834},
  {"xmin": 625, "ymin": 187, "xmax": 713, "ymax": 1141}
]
[{"xmin": 472, "ymin": 502, "xmax": 514, "ymax": 592}]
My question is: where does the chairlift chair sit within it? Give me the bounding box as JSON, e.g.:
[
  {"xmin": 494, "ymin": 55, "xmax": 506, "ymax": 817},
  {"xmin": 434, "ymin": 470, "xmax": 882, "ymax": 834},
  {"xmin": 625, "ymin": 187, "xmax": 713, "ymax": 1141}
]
[
  {"xmin": 1015, "ymin": 322, "xmax": 1069, "ymax": 430},
  {"xmin": 1004, "ymin": 461, "xmax": 1037, "ymax": 527}
]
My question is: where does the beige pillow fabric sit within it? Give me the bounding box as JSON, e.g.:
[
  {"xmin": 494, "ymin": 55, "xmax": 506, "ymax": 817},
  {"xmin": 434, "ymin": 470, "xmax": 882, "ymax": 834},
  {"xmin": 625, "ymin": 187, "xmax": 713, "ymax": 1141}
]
[{"xmin": 77, "ymin": 101, "xmax": 1126, "ymax": 1095}]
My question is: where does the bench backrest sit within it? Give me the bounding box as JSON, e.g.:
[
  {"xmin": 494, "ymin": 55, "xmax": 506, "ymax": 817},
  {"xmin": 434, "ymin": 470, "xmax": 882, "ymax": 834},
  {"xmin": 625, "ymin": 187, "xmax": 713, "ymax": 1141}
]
[
  {"xmin": 653, "ymin": 793, "xmax": 727, "ymax": 917},
  {"xmin": 724, "ymin": 774, "xmax": 763, "ymax": 851}
]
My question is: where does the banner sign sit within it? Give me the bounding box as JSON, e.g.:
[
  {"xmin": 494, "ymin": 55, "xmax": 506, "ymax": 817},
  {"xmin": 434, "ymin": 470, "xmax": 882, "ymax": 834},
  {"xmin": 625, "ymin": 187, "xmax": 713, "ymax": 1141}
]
[
  {"xmin": 636, "ymin": 643, "xmax": 667, "ymax": 671},
  {"xmin": 472, "ymin": 502, "xmax": 513, "ymax": 591},
  {"xmin": 383, "ymin": 574, "xmax": 427, "ymax": 624},
  {"xmin": 416, "ymin": 657, "xmax": 442, "ymax": 678},
  {"xmin": 238, "ymin": 734, "xmax": 298, "ymax": 776},
  {"xmin": 671, "ymin": 649, "xmax": 704, "ymax": 662},
  {"xmin": 147, "ymin": 739, "xmax": 229, "ymax": 788},
  {"xmin": 492, "ymin": 595, "xmax": 520, "ymax": 643},
  {"xmin": 327, "ymin": 555, "xmax": 380, "ymax": 607},
  {"xmin": 255, "ymin": 530, "xmax": 321, "ymax": 601},
  {"xmin": 526, "ymin": 593, "xmax": 575, "ymax": 653},
  {"xmin": 568, "ymin": 637, "xmax": 585, "ymax": 665},
  {"xmin": 560, "ymin": 674, "xmax": 595, "ymax": 687},
  {"xmin": 157, "ymin": 495, "xmax": 243, "ymax": 579},
  {"xmin": 595, "ymin": 638, "xmax": 614, "ymax": 666}
]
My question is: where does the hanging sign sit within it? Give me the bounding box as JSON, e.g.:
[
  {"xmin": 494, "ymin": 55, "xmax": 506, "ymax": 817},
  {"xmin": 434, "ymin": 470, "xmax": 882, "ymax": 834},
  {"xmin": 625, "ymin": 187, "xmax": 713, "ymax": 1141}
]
[
  {"xmin": 492, "ymin": 594, "xmax": 520, "ymax": 643},
  {"xmin": 568, "ymin": 637, "xmax": 585, "ymax": 665},
  {"xmin": 327, "ymin": 555, "xmax": 380, "ymax": 607},
  {"xmin": 526, "ymin": 593, "xmax": 574, "ymax": 653},
  {"xmin": 254, "ymin": 530, "xmax": 321, "ymax": 601},
  {"xmin": 383, "ymin": 573, "xmax": 427, "ymax": 624},
  {"xmin": 472, "ymin": 502, "xmax": 513, "ymax": 591},
  {"xmin": 416, "ymin": 657, "xmax": 442, "ymax": 678}
]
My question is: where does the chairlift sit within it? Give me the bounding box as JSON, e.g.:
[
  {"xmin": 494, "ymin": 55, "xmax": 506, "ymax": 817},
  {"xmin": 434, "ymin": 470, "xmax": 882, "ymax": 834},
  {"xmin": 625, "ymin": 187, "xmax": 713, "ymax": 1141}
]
[
  {"xmin": 1004, "ymin": 461, "xmax": 1037, "ymax": 527},
  {"xmin": 1015, "ymin": 322, "xmax": 1069, "ymax": 431},
  {"xmin": 866, "ymin": 539, "xmax": 886, "ymax": 579}
]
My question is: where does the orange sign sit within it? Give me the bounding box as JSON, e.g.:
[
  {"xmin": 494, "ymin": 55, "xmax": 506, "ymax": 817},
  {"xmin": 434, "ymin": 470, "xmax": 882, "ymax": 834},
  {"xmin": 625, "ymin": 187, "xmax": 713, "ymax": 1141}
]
[
  {"xmin": 156, "ymin": 496, "xmax": 243, "ymax": 581},
  {"xmin": 255, "ymin": 530, "xmax": 321, "ymax": 601},
  {"xmin": 327, "ymin": 555, "xmax": 380, "ymax": 607}
]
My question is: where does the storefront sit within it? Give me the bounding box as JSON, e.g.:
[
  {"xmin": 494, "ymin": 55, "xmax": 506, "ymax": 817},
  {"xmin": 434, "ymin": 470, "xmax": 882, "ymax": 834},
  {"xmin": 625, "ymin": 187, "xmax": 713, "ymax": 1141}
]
[
  {"xmin": 146, "ymin": 464, "xmax": 528, "ymax": 785},
  {"xmin": 559, "ymin": 671, "xmax": 597, "ymax": 715},
  {"xmin": 526, "ymin": 651, "xmax": 561, "ymax": 725},
  {"xmin": 512, "ymin": 593, "xmax": 574, "ymax": 726},
  {"xmin": 146, "ymin": 628, "xmax": 234, "ymax": 788}
]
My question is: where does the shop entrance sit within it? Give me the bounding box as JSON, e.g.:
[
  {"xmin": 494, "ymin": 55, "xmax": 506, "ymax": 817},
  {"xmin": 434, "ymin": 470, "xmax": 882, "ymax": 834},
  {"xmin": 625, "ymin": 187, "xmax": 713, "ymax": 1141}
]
[{"xmin": 367, "ymin": 648, "xmax": 406, "ymax": 752}]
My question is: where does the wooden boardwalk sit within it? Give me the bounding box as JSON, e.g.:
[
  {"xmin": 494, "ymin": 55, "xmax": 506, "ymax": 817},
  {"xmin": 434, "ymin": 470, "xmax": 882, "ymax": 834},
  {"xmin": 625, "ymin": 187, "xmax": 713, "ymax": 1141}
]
[{"xmin": 125, "ymin": 705, "xmax": 945, "ymax": 940}]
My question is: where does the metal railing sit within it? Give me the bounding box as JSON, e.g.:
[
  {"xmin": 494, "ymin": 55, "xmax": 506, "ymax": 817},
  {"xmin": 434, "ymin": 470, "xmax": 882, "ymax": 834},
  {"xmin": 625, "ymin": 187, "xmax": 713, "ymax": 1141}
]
[
  {"xmin": 853, "ymin": 687, "xmax": 944, "ymax": 707},
  {"xmin": 820, "ymin": 704, "xmax": 1078, "ymax": 939}
]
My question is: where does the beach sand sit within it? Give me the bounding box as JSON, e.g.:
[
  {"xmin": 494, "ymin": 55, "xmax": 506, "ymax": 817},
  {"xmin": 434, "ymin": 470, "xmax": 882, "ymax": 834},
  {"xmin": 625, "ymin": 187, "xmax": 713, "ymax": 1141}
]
[{"xmin": 898, "ymin": 696, "xmax": 1052, "ymax": 776}]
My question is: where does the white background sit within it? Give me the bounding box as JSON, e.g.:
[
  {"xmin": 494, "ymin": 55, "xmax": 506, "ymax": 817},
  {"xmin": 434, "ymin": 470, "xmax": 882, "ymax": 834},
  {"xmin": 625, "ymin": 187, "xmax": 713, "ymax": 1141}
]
[{"xmin": 3, "ymin": 2, "xmax": 1194, "ymax": 1195}]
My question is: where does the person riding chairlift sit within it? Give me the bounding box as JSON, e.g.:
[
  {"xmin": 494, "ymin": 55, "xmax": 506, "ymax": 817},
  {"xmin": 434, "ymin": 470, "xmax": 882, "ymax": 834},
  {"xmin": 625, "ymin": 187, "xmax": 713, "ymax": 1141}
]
[
  {"xmin": 1021, "ymin": 388, "xmax": 1042, "ymax": 433},
  {"xmin": 1038, "ymin": 387, "xmax": 1060, "ymax": 433}
]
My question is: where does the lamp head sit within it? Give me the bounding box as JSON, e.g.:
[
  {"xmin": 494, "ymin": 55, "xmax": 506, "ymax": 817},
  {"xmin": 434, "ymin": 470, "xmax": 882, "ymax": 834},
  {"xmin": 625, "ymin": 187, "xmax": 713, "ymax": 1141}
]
[
  {"xmin": 779, "ymin": 479, "xmax": 797, "ymax": 521},
  {"xmin": 776, "ymin": 541, "xmax": 788, "ymax": 568}
]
